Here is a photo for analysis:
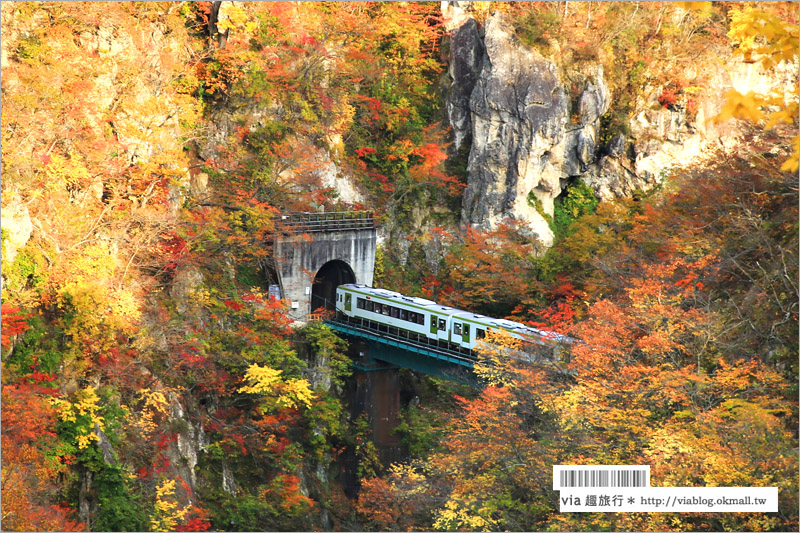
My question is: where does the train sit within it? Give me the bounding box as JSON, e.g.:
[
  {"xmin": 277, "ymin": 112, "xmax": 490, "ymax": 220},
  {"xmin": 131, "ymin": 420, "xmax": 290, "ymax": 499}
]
[{"xmin": 334, "ymin": 283, "xmax": 570, "ymax": 354}]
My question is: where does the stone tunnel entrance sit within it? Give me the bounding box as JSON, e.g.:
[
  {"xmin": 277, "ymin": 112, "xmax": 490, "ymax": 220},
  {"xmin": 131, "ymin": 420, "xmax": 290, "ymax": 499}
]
[
  {"xmin": 273, "ymin": 211, "xmax": 376, "ymax": 321},
  {"xmin": 311, "ymin": 260, "xmax": 356, "ymax": 313}
]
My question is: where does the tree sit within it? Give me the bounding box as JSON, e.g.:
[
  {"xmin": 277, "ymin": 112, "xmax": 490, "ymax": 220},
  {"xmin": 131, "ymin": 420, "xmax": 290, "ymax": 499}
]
[
  {"xmin": 1, "ymin": 383, "xmax": 84, "ymax": 532},
  {"xmin": 715, "ymin": 4, "xmax": 799, "ymax": 172},
  {"xmin": 358, "ymin": 132, "xmax": 798, "ymax": 531},
  {"xmin": 356, "ymin": 462, "xmax": 437, "ymax": 531},
  {"xmin": 438, "ymin": 221, "xmax": 541, "ymax": 317},
  {"xmin": 0, "ymin": 303, "xmax": 28, "ymax": 348}
]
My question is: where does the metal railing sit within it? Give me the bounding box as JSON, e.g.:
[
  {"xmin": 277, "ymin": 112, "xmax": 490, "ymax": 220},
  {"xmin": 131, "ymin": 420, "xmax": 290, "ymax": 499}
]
[
  {"xmin": 306, "ymin": 307, "xmax": 333, "ymax": 322},
  {"xmin": 325, "ymin": 315, "xmax": 478, "ymax": 365},
  {"xmin": 324, "ymin": 314, "xmax": 573, "ymax": 375},
  {"xmin": 306, "ymin": 312, "xmax": 326, "ymax": 322},
  {"xmin": 281, "ymin": 211, "xmax": 375, "ymax": 233}
]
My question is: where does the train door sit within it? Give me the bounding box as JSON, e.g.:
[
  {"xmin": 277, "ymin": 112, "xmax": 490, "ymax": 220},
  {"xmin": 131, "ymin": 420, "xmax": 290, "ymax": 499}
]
[
  {"xmin": 345, "ymin": 292, "xmax": 352, "ymax": 312},
  {"xmin": 436, "ymin": 316, "xmax": 448, "ymax": 343},
  {"xmin": 429, "ymin": 313, "xmax": 439, "ymax": 338},
  {"xmin": 452, "ymin": 321, "xmax": 470, "ymax": 347}
]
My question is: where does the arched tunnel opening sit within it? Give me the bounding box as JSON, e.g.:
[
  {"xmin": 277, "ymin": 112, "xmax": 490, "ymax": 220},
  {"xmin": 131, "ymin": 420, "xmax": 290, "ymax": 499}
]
[{"xmin": 311, "ymin": 260, "xmax": 356, "ymax": 313}]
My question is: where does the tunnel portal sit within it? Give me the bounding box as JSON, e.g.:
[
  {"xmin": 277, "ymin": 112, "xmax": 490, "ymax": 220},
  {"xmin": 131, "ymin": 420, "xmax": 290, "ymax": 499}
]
[
  {"xmin": 311, "ymin": 260, "xmax": 356, "ymax": 312},
  {"xmin": 273, "ymin": 211, "xmax": 376, "ymax": 321}
]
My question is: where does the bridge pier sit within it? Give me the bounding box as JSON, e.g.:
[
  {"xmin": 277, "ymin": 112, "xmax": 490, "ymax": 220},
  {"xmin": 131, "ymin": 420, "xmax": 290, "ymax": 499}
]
[
  {"xmin": 344, "ymin": 334, "xmax": 477, "ymax": 469},
  {"xmin": 347, "ymin": 340, "xmax": 404, "ymax": 466}
]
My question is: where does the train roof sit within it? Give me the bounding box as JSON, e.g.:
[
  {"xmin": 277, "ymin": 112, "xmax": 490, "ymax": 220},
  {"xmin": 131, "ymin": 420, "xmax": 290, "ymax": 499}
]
[
  {"xmin": 339, "ymin": 284, "xmax": 439, "ymax": 306},
  {"xmin": 451, "ymin": 311, "xmax": 566, "ymax": 341}
]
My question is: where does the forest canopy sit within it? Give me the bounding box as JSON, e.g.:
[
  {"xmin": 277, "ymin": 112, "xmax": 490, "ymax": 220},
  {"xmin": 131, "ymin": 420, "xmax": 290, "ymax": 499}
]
[{"xmin": 1, "ymin": 1, "xmax": 797, "ymax": 532}]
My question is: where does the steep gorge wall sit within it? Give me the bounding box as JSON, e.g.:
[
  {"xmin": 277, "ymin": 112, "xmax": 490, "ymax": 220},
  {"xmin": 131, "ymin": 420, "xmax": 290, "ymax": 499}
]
[
  {"xmin": 442, "ymin": 2, "xmax": 794, "ymax": 247},
  {"xmin": 446, "ymin": 7, "xmax": 608, "ymax": 247}
]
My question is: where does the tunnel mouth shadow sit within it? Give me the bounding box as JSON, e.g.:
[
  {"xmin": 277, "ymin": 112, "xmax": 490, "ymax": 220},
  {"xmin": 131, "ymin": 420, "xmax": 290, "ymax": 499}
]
[{"xmin": 311, "ymin": 260, "xmax": 355, "ymax": 312}]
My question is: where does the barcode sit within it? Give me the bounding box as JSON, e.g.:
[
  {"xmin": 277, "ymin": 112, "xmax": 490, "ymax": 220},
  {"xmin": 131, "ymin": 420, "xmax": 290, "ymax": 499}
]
[
  {"xmin": 553, "ymin": 465, "xmax": 650, "ymax": 490},
  {"xmin": 559, "ymin": 469, "xmax": 647, "ymax": 487}
]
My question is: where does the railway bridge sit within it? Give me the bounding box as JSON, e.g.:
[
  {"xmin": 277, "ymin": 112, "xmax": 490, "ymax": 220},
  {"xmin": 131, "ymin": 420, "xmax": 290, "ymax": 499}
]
[
  {"xmin": 273, "ymin": 210, "xmax": 564, "ymax": 382},
  {"xmin": 273, "ymin": 211, "xmax": 566, "ymax": 464},
  {"xmin": 324, "ymin": 315, "xmax": 477, "ymax": 382},
  {"xmin": 323, "ymin": 314, "xmax": 568, "ymax": 382},
  {"xmin": 319, "ymin": 312, "xmax": 567, "ymax": 465}
]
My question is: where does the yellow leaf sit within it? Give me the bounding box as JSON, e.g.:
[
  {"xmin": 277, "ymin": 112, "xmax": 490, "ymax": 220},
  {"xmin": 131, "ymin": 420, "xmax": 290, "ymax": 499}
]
[
  {"xmin": 278, "ymin": 378, "xmax": 315, "ymax": 409},
  {"xmin": 239, "ymin": 364, "xmax": 315, "ymax": 410},
  {"xmin": 780, "ymin": 137, "xmax": 799, "ymax": 173},
  {"xmin": 238, "ymin": 364, "xmax": 282, "ymax": 395}
]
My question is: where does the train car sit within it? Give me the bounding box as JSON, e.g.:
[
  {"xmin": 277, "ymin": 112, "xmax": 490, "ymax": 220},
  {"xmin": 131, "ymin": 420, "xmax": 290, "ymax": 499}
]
[
  {"xmin": 335, "ymin": 284, "xmax": 569, "ymax": 353},
  {"xmin": 335, "ymin": 284, "xmax": 455, "ymax": 344}
]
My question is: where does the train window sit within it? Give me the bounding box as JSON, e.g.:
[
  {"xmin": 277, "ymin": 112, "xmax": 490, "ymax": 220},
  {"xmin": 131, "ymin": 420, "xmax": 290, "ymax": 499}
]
[
  {"xmin": 438, "ymin": 318, "xmax": 446, "ymax": 331},
  {"xmin": 391, "ymin": 307, "xmax": 399, "ymax": 318},
  {"xmin": 453, "ymin": 323, "xmax": 462, "ymax": 335},
  {"xmin": 383, "ymin": 306, "xmax": 390, "ymax": 316},
  {"xmin": 463, "ymin": 324, "xmax": 470, "ymax": 338},
  {"xmin": 418, "ymin": 314, "xmax": 426, "ymax": 325},
  {"xmin": 476, "ymin": 328, "xmax": 486, "ymax": 339},
  {"xmin": 357, "ymin": 298, "xmax": 366, "ymax": 309},
  {"xmin": 400, "ymin": 309, "xmax": 407, "ymax": 321},
  {"xmin": 374, "ymin": 303, "xmax": 382, "ymax": 314},
  {"xmin": 367, "ymin": 301, "xmax": 375, "ymax": 312}
]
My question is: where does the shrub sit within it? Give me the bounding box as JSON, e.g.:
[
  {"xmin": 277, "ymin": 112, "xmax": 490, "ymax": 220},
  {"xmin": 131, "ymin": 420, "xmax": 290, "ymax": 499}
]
[{"xmin": 657, "ymin": 88, "xmax": 678, "ymax": 109}]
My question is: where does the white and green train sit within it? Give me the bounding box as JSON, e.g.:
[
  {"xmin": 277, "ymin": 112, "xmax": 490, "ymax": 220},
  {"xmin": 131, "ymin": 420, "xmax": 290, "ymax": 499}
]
[{"xmin": 335, "ymin": 283, "xmax": 569, "ymax": 354}]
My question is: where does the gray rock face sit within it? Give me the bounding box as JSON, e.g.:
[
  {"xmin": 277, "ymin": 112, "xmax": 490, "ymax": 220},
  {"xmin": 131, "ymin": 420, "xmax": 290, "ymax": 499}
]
[
  {"xmin": 564, "ymin": 70, "xmax": 610, "ymax": 176},
  {"xmin": 169, "ymin": 265, "xmax": 205, "ymax": 315},
  {"xmin": 457, "ymin": 13, "xmax": 609, "ymax": 246},
  {"xmin": 94, "ymin": 424, "xmax": 118, "ymax": 465},
  {"xmin": 582, "ymin": 155, "xmax": 646, "ymax": 201},
  {"xmin": 606, "ymin": 133, "xmax": 626, "ymax": 158},
  {"xmin": 443, "ymin": 7, "xmax": 790, "ymax": 251},
  {"xmin": 167, "ymin": 391, "xmax": 205, "ymax": 492},
  {"xmin": 445, "ymin": 17, "xmax": 484, "ymax": 150}
]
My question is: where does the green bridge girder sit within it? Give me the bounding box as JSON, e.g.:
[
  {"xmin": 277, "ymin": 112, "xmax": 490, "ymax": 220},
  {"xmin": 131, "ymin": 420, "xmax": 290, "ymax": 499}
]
[{"xmin": 324, "ymin": 319, "xmax": 478, "ymax": 384}]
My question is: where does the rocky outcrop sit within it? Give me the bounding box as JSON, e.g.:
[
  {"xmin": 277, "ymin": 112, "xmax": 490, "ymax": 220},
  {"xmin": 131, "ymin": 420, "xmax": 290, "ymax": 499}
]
[
  {"xmin": 201, "ymin": 105, "xmax": 365, "ymax": 209},
  {"xmin": 629, "ymin": 58, "xmax": 796, "ymax": 186},
  {"xmin": 169, "ymin": 265, "xmax": 205, "ymax": 315},
  {"xmin": 444, "ymin": 11, "xmax": 484, "ymax": 151},
  {"xmin": 443, "ymin": 4, "xmax": 795, "ymax": 246},
  {"xmin": 581, "ymin": 155, "xmax": 645, "ymax": 201},
  {"xmin": 453, "ymin": 11, "xmax": 609, "ymax": 246},
  {"xmin": 277, "ymin": 142, "xmax": 365, "ymax": 207},
  {"xmin": 166, "ymin": 391, "xmax": 208, "ymax": 492}
]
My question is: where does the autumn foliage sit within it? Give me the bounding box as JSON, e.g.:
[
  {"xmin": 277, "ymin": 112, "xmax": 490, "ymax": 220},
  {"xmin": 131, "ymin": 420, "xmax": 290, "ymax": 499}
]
[
  {"xmin": 1, "ymin": 2, "xmax": 797, "ymax": 532},
  {"xmin": 359, "ymin": 131, "xmax": 798, "ymax": 531}
]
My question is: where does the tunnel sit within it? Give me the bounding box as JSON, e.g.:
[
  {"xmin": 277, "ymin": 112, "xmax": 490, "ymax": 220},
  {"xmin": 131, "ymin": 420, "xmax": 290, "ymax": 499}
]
[{"xmin": 311, "ymin": 260, "xmax": 356, "ymax": 312}]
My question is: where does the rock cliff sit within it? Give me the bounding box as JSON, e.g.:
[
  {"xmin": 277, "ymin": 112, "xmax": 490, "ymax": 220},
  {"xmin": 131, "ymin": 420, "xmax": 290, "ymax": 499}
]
[
  {"xmin": 445, "ymin": 8, "xmax": 609, "ymax": 246},
  {"xmin": 442, "ymin": 2, "xmax": 795, "ymax": 245}
]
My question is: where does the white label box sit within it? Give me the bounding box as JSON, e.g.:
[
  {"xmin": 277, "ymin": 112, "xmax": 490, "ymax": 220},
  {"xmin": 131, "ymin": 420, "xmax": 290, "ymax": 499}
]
[{"xmin": 558, "ymin": 486, "xmax": 778, "ymax": 513}]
